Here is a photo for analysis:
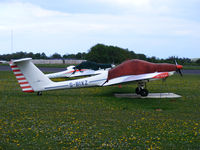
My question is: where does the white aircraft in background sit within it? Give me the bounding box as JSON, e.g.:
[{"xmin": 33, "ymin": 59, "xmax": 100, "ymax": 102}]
[
  {"xmin": 0, "ymin": 60, "xmax": 7, "ymax": 64},
  {"xmin": 0, "ymin": 59, "xmax": 113, "ymax": 79},
  {"xmin": 46, "ymin": 61, "xmax": 114, "ymax": 79},
  {"xmin": 9, "ymin": 58, "xmax": 183, "ymax": 96}
]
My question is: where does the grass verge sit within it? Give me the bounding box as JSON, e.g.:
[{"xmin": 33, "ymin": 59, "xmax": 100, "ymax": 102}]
[{"xmin": 0, "ymin": 72, "xmax": 200, "ymax": 149}]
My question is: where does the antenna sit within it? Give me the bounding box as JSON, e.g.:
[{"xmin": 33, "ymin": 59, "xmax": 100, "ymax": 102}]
[{"xmin": 11, "ymin": 29, "xmax": 13, "ymax": 53}]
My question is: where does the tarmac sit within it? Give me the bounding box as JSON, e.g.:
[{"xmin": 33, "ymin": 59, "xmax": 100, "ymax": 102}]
[
  {"xmin": 0, "ymin": 65, "xmax": 65, "ymax": 72},
  {"xmin": 115, "ymin": 93, "xmax": 182, "ymax": 99}
]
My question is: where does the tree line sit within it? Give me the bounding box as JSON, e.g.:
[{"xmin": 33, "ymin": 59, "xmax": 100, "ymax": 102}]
[{"xmin": 0, "ymin": 44, "xmax": 198, "ymax": 65}]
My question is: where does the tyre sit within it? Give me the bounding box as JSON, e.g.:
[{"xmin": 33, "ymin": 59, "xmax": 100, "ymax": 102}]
[
  {"xmin": 140, "ymin": 89, "xmax": 149, "ymax": 97},
  {"xmin": 37, "ymin": 92, "xmax": 42, "ymax": 96},
  {"xmin": 135, "ymin": 87, "xmax": 141, "ymax": 95}
]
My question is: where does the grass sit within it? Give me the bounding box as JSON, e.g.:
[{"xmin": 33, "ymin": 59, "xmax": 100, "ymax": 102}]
[
  {"xmin": 0, "ymin": 71, "xmax": 200, "ymax": 149},
  {"xmin": 183, "ymin": 65, "xmax": 200, "ymax": 70}
]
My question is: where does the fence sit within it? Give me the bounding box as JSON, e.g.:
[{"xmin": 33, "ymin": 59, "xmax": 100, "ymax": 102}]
[{"xmin": 32, "ymin": 59, "xmax": 86, "ymax": 64}]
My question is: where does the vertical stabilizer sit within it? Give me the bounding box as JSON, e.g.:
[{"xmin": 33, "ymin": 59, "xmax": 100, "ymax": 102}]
[{"xmin": 9, "ymin": 58, "xmax": 53, "ymax": 92}]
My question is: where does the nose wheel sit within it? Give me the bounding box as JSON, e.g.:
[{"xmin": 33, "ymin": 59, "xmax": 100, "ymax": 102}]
[{"xmin": 136, "ymin": 81, "xmax": 149, "ymax": 97}]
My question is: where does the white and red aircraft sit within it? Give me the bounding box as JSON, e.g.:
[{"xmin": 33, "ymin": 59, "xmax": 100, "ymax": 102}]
[
  {"xmin": 0, "ymin": 60, "xmax": 7, "ymax": 64},
  {"xmin": 46, "ymin": 61, "xmax": 114, "ymax": 79},
  {"xmin": 9, "ymin": 58, "xmax": 183, "ymax": 96},
  {"xmin": 1, "ymin": 59, "xmax": 113, "ymax": 79},
  {"xmin": 46, "ymin": 67, "xmax": 110, "ymax": 78}
]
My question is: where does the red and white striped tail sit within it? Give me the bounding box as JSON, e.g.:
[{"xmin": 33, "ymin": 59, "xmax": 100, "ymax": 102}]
[{"xmin": 10, "ymin": 62, "xmax": 34, "ymax": 93}]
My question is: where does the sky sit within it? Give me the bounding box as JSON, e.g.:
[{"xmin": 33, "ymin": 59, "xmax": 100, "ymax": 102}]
[{"xmin": 0, "ymin": 0, "xmax": 200, "ymax": 58}]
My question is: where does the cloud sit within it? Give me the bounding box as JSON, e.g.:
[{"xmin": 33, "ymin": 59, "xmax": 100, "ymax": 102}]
[
  {"xmin": 0, "ymin": 1, "xmax": 199, "ymax": 57},
  {"xmin": 94, "ymin": 0, "xmax": 172, "ymax": 14},
  {"xmin": 100, "ymin": 0, "xmax": 151, "ymax": 7},
  {"xmin": 0, "ymin": 2, "xmax": 67, "ymax": 31},
  {"xmin": 0, "ymin": 1, "xmax": 196, "ymax": 36}
]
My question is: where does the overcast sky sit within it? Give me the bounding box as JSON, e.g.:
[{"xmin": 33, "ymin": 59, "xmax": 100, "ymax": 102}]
[{"xmin": 0, "ymin": 0, "xmax": 199, "ymax": 58}]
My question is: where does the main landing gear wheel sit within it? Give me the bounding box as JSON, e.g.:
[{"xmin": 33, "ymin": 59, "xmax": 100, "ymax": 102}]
[
  {"xmin": 136, "ymin": 81, "xmax": 149, "ymax": 97},
  {"xmin": 135, "ymin": 87, "xmax": 141, "ymax": 95},
  {"xmin": 140, "ymin": 89, "xmax": 149, "ymax": 97},
  {"xmin": 135, "ymin": 88, "xmax": 149, "ymax": 97}
]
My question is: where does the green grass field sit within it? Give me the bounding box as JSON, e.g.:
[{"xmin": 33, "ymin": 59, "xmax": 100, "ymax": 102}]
[
  {"xmin": 183, "ymin": 66, "xmax": 200, "ymax": 70},
  {"xmin": 0, "ymin": 71, "xmax": 200, "ymax": 149}
]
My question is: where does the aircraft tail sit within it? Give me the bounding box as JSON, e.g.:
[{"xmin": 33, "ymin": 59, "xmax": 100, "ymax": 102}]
[{"xmin": 9, "ymin": 58, "xmax": 53, "ymax": 92}]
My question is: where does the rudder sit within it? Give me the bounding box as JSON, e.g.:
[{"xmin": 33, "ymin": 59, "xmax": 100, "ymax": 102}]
[
  {"xmin": 9, "ymin": 58, "xmax": 53, "ymax": 92},
  {"xmin": 10, "ymin": 61, "xmax": 34, "ymax": 93}
]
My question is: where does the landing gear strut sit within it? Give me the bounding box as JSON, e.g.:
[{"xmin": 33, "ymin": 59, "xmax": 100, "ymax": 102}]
[{"xmin": 135, "ymin": 81, "xmax": 149, "ymax": 97}]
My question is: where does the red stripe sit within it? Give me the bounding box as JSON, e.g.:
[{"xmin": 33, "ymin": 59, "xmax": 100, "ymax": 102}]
[
  {"xmin": 15, "ymin": 74, "xmax": 23, "ymax": 76},
  {"xmin": 80, "ymin": 69, "xmax": 87, "ymax": 71},
  {"xmin": 21, "ymin": 86, "xmax": 32, "ymax": 89},
  {"xmin": 65, "ymin": 69, "xmax": 88, "ymax": 74},
  {"xmin": 11, "ymin": 65, "xmax": 18, "ymax": 68},
  {"xmin": 17, "ymin": 77, "xmax": 26, "ymax": 80},
  {"xmin": 13, "ymin": 69, "xmax": 21, "ymax": 72},
  {"xmin": 153, "ymin": 72, "xmax": 169, "ymax": 79},
  {"xmin": 20, "ymin": 82, "xmax": 29, "ymax": 85},
  {"xmin": 23, "ymin": 90, "xmax": 34, "ymax": 93}
]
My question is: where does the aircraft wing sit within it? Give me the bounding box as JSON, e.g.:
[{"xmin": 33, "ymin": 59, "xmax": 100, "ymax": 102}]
[
  {"xmin": 0, "ymin": 60, "xmax": 8, "ymax": 64},
  {"xmin": 46, "ymin": 69, "xmax": 104, "ymax": 79},
  {"xmin": 103, "ymin": 71, "xmax": 175, "ymax": 86}
]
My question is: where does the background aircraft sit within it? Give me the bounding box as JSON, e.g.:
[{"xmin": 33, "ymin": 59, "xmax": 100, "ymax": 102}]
[
  {"xmin": 46, "ymin": 61, "xmax": 114, "ymax": 78},
  {"xmin": 9, "ymin": 58, "xmax": 183, "ymax": 96},
  {"xmin": 0, "ymin": 60, "xmax": 7, "ymax": 64},
  {"xmin": 0, "ymin": 59, "xmax": 113, "ymax": 79}
]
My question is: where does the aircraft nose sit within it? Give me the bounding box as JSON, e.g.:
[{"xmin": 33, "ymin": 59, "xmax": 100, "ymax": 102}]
[{"xmin": 176, "ymin": 65, "xmax": 183, "ymax": 69}]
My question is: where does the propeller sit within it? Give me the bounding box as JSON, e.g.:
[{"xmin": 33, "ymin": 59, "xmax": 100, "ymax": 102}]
[
  {"xmin": 177, "ymin": 68, "xmax": 183, "ymax": 76},
  {"xmin": 175, "ymin": 60, "xmax": 183, "ymax": 76}
]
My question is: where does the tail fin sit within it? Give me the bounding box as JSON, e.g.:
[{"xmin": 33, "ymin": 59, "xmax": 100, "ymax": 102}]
[{"xmin": 9, "ymin": 58, "xmax": 53, "ymax": 92}]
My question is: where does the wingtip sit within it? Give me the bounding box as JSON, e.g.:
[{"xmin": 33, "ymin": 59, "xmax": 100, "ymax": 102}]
[{"xmin": 12, "ymin": 58, "xmax": 32, "ymax": 63}]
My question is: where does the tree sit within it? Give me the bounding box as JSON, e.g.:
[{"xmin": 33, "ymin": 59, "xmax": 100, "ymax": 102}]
[
  {"xmin": 137, "ymin": 54, "xmax": 147, "ymax": 60},
  {"xmin": 41, "ymin": 52, "xmax": 47, "ymax": 59},
  {"xmin": 196, "ymin": 59, "xmax": 200, "ymax": 65},
  {"xmin": 51, "ymin": 53, "xmax": 62, "ymax": 59},
  {"xmin": 86, "ymin": 44, "xmax": 139, "ymax": 64}
]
